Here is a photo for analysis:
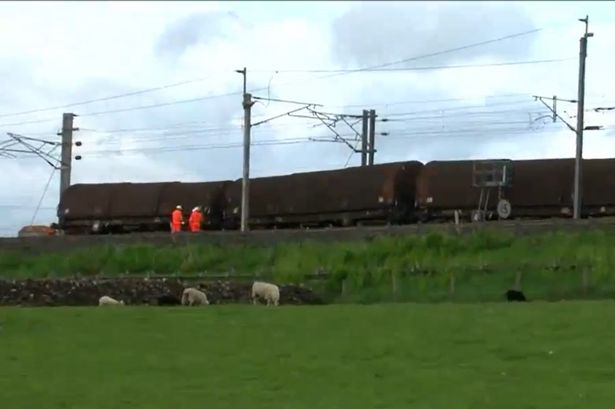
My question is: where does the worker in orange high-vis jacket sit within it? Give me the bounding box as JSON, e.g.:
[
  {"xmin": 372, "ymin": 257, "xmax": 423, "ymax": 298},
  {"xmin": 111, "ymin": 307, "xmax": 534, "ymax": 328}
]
[
  {"xmin": 189, "ymin": 206, "xmax": 203, "ymax": 232},
  {"xmin": 170, "ymin": 205, "xmax": 183, "ymax": 233}
]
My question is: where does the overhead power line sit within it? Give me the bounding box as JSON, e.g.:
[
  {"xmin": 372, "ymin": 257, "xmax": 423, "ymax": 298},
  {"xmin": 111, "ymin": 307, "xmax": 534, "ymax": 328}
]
[
  {"xmin": 383, "ymin": 100, "xmax": 537, "ymax": 117},
  {"xmin": 0, "ymin": 117, "xmax": 61, "ymax": 128},
  {"xmin": 82, "ymin": 115, "xmax": 556, "ymax": 149},
  {"xmin": 251, "ymin": 58, "xmax": 573, "ymax": 73},
  {"xmin": 301, "ymin": 100, "xmax": 535, "ymax": 121},
  {"xmin": 81, "ymin": 138, "xmax": 312, "ymax": 157},
  {"xmin": 385, "ymin": 126, "xmax": 590, "ymax": 140},
  {"xmin": 0, "ymin": 26, "xmax": 549, "ymax": 125},
  {"xmin": 252, "ymin": 96, "xmax": 323, "ymax": 106},
  {"xmin": 31, "ymin": 168, "xmax": 57, "ymax": 225},
  {"xmin": 84, "ymin": 118, "xmax": 317, "ymax": 137},
  {"xmin": 285, "ymin": 27, "xmax": 545, "ymax": 81},
  {"xmin": 381, "ymin": 109, "xmax": 551, "ymax": 123},
  {"xmin": 84, "ymin": 117, "xmax": 564, "ymax": 155},
  {"xmin": 328, "ymin": 93, "xmax": 532, "ymax": 109},
  {"xmin": 7, "ymin": 119, "xmax": 583, "ymax": 163},
  {"xmin": 78, "ymin": 92, "xmax": 243, "ymax": 117},
  {"xmin": 0, "ymin": 76, "xmax": 214, "ymax": 119}
]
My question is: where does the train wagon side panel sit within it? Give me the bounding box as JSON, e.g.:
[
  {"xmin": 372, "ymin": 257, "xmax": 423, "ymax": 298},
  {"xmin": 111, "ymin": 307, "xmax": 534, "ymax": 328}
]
[
  {"xmin": 416, "ymin": 158, "xmax": 577, "ymax": 220},
  {"xmin": 323, "ymin": 161, "xmax": 423, "ymax": 213},
  {"xmin": 506, "ymin": 158, "xmax": 574, "ymax": 217},
  {"xmin": 158, "ymin": 181, "xmax": 230, "ymax": 229},
  {"xmin": 76, "ymin": 182, "xmax": 171, "ymax": 233},
  {"xmin": 415, "ymin": 161, "xmax": 485, "ymax": 219},
  {"xmin": 225, "ymin": 161, "xmax": 422, "ymax": 227},
  {"xmin": 58, "ymin": 184, "xmax": 116, "ymax": 233},
  {"xmin": 582, "ymin": 158, "xmax": 615, "ymax": 216},
  {"xmin": 58, "ymin": 183, "xmax": 114, "ymax": 221},
  {"xmin": 107, "ymin": 182, "xmax": 169, "ymax": 220}
]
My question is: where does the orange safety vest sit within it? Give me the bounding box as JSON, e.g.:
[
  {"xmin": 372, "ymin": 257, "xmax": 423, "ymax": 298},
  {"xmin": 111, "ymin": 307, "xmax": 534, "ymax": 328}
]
[
  {"xmin": 171, "ymin": 209, "xmax": 183, "ymax": 232},
  {"xmin": 189, "ymin": 210, "xmax": 203, "ymax": 232}
]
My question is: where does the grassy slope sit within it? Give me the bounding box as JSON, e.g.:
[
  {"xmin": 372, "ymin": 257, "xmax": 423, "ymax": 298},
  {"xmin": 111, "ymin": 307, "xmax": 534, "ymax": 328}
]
[
  {"xmin": 3, "ymin": 229, "xmax": 615, "ymax": 302},
  {"xmin": 1, "ymin": 303, "xmax": 615, "ymax": 409}
]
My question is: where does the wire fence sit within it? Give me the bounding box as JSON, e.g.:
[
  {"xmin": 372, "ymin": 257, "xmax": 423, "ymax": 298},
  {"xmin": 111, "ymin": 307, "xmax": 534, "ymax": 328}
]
[{"xmin": 0, "ymin": 263, "xmax": 610, "ymax": 305}]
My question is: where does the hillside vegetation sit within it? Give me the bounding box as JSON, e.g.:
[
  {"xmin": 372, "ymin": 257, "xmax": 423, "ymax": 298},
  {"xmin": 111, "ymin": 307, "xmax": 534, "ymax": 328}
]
[
  {"xmin": 2, "ymin": 229, "xmax": 615, "ymax": 302},
  {"xmin": 2, "ymin": 303, "xmax": 615, "ymax": 409}
]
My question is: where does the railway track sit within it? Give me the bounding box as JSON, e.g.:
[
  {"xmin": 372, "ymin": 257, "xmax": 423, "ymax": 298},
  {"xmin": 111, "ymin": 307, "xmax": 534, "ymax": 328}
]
[{"xmin": 3, "ymin": 217, "xmax": 615, "ymax": 255}]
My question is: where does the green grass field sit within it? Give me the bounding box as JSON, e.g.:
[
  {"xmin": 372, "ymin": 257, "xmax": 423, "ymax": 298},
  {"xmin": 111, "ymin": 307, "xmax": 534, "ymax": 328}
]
[
  {"xmin": 3, "ymin": 229, "xmax": 612, "ymax": 280},
  {"xmin": 4, "ymin": 229, "xmax": 615, "ymax": 302},
  {"xmin": 2, "ymin": 303, "xmax": 615, "ymax": 409}
]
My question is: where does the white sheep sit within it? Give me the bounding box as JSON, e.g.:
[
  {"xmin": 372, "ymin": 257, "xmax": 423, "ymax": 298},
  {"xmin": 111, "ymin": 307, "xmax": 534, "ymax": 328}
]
[
  {"xmin": 98, "ymin": 295, "xmax": 125, "ymax": 306},
  {"xmin": 181, "ymin": 287, "xmax": 210, "ymax": 306},
  {"xmin": 251, "ymin": 281, "xmax": 280, "ymax": 306}
]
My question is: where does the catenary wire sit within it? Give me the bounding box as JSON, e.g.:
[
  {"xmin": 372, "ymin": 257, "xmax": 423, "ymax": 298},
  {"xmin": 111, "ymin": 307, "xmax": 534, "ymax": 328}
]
[
  {"xmin": 249, "ymin": 58, "xmax": 574, "ymax": 73},
  {"xmin": 0, "ymin": 26, "xmax": 552, "ymax": 125},
  {"xmin": 0, "ymin": 76, "xmax": 215, "ymax": 119},
  {"xmin": 0, "ymin": 105, "xmax": 563, "ymax": 153},
  {"xmin": 382, "ymin": 100, "xmax": 541, "ymax": 117},
  {"xmin": 30, "ymin": 168, "xmax": 57, "ymax": 225},
  {"xmin": 78, "ymin": 122, "xmax": 576, "ymax": 157},
  {"xmin": 326, "ymin": 93, "xmax": 532, "ymax": 109}
]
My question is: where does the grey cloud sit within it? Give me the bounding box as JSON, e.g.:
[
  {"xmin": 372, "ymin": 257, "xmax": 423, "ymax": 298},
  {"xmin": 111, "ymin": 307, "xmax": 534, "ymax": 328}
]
[
  {"xmin": 330, "ymin": 2, "xmax": 537, "ymax": 68},
  {"xmin": 155, "ymin": 11, "xmax": 241, "ymax": 59}
]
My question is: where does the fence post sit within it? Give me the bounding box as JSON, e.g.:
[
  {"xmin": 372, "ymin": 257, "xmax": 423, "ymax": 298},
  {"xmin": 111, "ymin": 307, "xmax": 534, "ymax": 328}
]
[
  {"xmin": 391, "ymin": 271, "xmax": 397, "ymax": 301},
  {"xmin": 514, "ymin": 270, "xmax": 523, "ymax": 289},
  {"xmin": 581, "ymin": 267, "xmax": 590, "ymax": 296},
  {"xmin": 454, "ymin": 210, "xmax": 461, "ymax": 235}
]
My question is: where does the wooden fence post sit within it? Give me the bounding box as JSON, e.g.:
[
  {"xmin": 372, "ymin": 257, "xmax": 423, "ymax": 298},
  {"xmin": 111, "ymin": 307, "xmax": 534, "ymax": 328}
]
[
  {"xmin": 454, "ymin": 210, "xmax": 461, "ymax": 235},
  {"xmin": 391, "ymin": 271, "xmax": 398, "ymax": 300},
  {"xmin": 582, "ymin": 267, "xmax": 590, "ymax": 296},
  {"xmin": 514, "ymin": 270, "xmax": 523, "ymax": 289}
]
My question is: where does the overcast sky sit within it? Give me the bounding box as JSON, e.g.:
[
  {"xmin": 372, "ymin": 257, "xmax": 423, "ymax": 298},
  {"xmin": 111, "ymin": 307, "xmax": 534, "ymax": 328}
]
[{"xmin": 0, "ymin": 1, "xmax": 614, "ymax": 236}]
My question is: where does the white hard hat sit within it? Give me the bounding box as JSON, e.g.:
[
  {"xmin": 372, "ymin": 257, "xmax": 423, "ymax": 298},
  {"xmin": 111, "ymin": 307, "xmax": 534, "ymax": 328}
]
[
  {"xmin": 176, "ymin": 205, "xmax": 182, "ymax": 210},
  {"xmin": 192, "ymin": 206, "xmax": 199, "ymax": 212}
]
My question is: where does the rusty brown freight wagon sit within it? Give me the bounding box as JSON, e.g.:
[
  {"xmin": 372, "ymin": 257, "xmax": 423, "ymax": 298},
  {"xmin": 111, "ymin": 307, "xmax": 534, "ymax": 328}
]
[
  {"xmin": 224, "ymin": 161, "xmax": 424, "ymax": 229},
  {"xmin": 415, "ymin": 158, "xmax": 583, "ymax": 221},
  {"xmin": 58, "ymin": 182, "xmax": 170, "ymax": 234},
  {"xmin": 59, "ymin": 181, "xmax": 232, "ymax": 234},
  {"xmin": 581, "ymin": 158, "xmax": 615, "ymax": 216},
  {"xmin": 506, "ymin": 158, "xmax": 575, "ymax": 218},
  {"xmin": 157, "ymin": 181, "xmax": 231, "ymax": 230},
  {"xmin": 58, "ymin": 183, "xmax": 116, "ymax": 233}
]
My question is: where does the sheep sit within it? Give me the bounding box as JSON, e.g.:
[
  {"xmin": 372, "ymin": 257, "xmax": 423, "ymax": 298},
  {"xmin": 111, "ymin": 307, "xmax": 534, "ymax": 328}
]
[
  {"xmin": 505, "ymin": 289, "xmax": 527, "ymax": 302},
  {"xmin": 156, "ymin": 294, "xmax": 181, "ymax": 306},
  {"xmin": 98, "ymin": 295, "xmax": 125, "ymax": 306},
  {"xmin": 181, "ymin": 287, "xmax": 210, "ymax": 306},
  {"xmin": 251, "ymin": 281, "xmax": 280, "ymax": 306}
]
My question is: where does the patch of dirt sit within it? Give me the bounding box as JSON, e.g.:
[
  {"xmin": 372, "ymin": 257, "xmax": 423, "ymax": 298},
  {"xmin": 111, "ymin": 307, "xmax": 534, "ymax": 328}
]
[{"xmin": 0, "ymin": 278, "xmax": 325, "ymax": 307}]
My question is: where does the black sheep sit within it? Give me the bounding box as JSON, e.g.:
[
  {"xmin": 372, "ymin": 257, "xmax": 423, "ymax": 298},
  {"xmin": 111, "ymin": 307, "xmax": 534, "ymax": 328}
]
[
  {"xmin": 157, "ymin": 294, "xmax": 181, "ymax": 306},
  {"xmin": 505, "ymin": 289, "xmax": 527, "ymax": 302}
]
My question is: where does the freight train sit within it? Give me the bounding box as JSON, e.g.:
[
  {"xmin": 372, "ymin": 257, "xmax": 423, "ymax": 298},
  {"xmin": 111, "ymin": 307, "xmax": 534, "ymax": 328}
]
[{"xmin": 56, "ymin": 157, "xmax": 615, "ymax": 235}]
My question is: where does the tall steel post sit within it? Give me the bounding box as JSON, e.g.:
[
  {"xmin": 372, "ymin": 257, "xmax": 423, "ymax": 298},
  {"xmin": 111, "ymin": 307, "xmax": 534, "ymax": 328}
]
[{"xmin": 573, "ymin": 16, "xmax": 592, "ymax": 220}]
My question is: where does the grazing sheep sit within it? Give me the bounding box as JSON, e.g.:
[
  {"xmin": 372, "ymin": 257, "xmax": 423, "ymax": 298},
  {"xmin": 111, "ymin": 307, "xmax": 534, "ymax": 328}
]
[
  {"xmin": 251, "ymin": 281, "xmax": 280, "ymax": 306},
  {"xmin": 157, "ymin": 294, "xmax": 181, "ymax": 306},
  {"xmin": 181, "ymin": 287, "xmax": 210, "ymax": 306},
  {"xmin": 98, "ymin": 295, "xmax": 125, "ymax": 306},
  {"xmin": 506, "ymin": 289, "xmax": 527, "ymax": 302}
]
